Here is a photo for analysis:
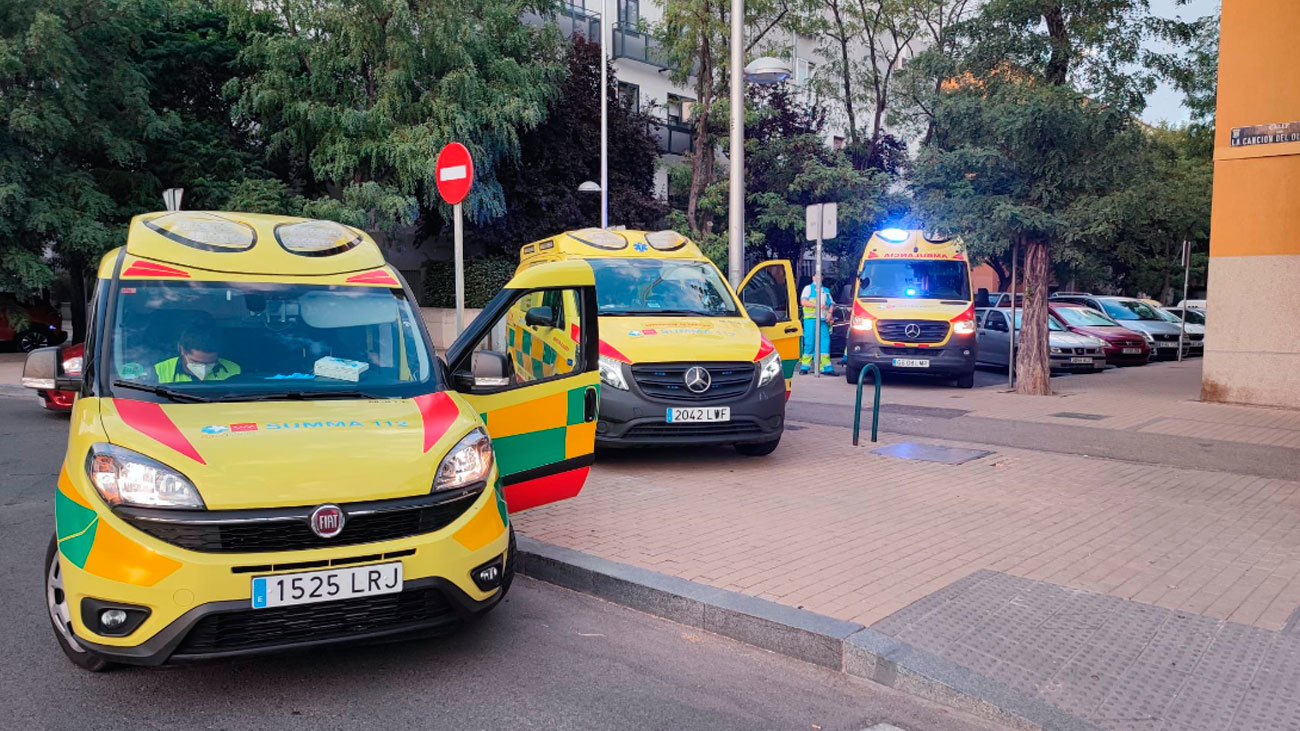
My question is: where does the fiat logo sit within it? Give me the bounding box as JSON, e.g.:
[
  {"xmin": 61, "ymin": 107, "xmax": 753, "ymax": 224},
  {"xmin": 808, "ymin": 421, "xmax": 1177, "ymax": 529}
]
[
  {"xmin": 684, "ymin": 366, "xmax": 712, "ymax": 393},
  {"xmin": 309, "ymin": 504, "xmax": 345, "ymax": 539}
]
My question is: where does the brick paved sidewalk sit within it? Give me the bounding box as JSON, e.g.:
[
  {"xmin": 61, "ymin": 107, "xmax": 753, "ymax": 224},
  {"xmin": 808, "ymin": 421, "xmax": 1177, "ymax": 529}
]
[
  {"xmin": 514, "ymin": 364, "xmax": 1300, "ymax": 729},
  {"xmin": 799, "ymin": 360, "xmax": 1300, "ymax": 449}
]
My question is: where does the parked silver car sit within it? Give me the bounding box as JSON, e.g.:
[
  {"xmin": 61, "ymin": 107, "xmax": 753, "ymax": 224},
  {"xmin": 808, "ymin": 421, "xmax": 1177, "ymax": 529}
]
[
  {"xmin": 976, "ymin": 308, "xmax": 1107, "ymax": 372},
  {"xmin": 1153, "ymin": 307, "xmax": 1205, "ymax": 356},
  {"xmin": 1050, "ymin": 293, "xmax": 1195, "ymax": 359}
]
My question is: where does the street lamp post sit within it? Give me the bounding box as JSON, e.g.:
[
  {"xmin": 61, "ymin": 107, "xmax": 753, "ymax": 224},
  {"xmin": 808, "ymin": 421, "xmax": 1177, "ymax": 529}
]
[
  {"xmin": 579, "ymin": 181, "xmax": 601, "ymax": 227},
  {"xmin": 600, "ymin": 0, "xmax": 609, "ymax": 228},
  {"xmin": 726, "ymin": 0, "xmax": 790, "ymax": 288}
]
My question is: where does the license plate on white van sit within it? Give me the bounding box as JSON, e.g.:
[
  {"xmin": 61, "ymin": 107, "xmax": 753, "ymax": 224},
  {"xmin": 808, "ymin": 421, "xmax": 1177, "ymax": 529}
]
[
  {"xmin": 667, "ymin": 407, "xmax": 730, "ymax": 423},
  {"xmin": 892, "ymin": 358, "xmax": 930, "ymax": 368},
  {"xmin": 251, "ymin": 562, "xmax": 403, "ymax": 609}
]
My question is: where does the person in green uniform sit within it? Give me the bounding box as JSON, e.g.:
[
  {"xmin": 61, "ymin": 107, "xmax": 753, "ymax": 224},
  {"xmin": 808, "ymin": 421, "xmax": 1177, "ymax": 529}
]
[{"xmin": 154, "ymin": 325, "xmax": 241, "ymax": 383}]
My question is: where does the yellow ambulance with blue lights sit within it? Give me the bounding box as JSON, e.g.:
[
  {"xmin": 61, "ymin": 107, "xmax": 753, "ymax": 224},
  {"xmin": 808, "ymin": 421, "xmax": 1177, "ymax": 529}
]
[
  {"xmin": 844, "ymin": 228, "xmax": 978, "ymax": 388},
  {"xmin": 23, "ymin": 211, "xmax": 601, "ymax": 669},
  {"xmin": 514, "ymin": 229, "xmax": 800, "ymax": 455}
]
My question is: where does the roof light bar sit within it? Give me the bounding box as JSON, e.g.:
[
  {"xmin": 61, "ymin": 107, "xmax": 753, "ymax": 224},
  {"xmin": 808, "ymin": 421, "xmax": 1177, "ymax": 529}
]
[
  {"xmin": 570, "ymin": 228, "xmax": 628, "ymax": 250},
  {"xmin": 274, "ymin": 220, "xmax": 362, "ymax": 257},
  {"xmin": 144, "ymin": 212, "xmax": 256, "ymax": 253},
  {"xmin": 877, "ymin": 228, "xmax": 910, "ymax": 243}
]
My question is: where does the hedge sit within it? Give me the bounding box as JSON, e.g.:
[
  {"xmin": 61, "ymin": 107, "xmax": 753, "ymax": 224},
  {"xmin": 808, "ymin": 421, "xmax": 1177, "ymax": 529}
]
[{"xmin": 420, "ymin": 256, "xmax": 518, "ymax": 308}]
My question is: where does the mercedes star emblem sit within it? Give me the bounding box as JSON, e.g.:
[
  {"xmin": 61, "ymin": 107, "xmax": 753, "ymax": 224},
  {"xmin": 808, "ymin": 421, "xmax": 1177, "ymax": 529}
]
[
  {"xmin": 904, "ymin": 323, "xmax": 923, "ymax": 339},
  {"xmin": 684, "ymin": 366, "xmax": 712, "ymax": 394}
]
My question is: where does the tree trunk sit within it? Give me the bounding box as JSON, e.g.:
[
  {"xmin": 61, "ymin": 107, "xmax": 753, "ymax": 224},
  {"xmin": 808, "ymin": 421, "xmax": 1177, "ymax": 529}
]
[
  {"xmin": 69, "ymin": 264, "xmax": 88, "ymax": 345},
  {"xmin": 829, "ymin": 1, "xmax": 857, "ymax": 145},
  {"xmin": 988, "ymin": 255, "xmax": 1011, "ymax": 293},
  {"xmin": 685, "ymin": 38, "xmax": 714, "ymax": 236},
  {"xmin": 1015, "ymin": 238, "xmax": 1052, "ymax": 395}
]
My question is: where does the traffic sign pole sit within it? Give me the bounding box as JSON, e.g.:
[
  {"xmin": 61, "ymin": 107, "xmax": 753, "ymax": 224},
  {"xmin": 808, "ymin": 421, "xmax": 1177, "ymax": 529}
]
[
  {"xmin": 435, "ymin": 142, "xmax": 474, "ymax": 335},
  {"xmin": 805, "ymin": 203, "xmax": 837, "ymax": 378},
  {"xmin": 454, "ymin": 202, "xmax": 465, "ymax": 334}
]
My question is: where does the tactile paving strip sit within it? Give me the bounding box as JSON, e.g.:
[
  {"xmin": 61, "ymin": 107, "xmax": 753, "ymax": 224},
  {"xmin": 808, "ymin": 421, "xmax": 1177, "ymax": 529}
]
[{"xmin": 872, "ymin": 569, "xmax": 1295, "ymax": 730}]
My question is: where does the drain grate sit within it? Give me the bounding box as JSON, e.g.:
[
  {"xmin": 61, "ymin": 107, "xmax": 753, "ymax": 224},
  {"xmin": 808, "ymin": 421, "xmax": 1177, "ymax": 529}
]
[
  {"xmin": 871, "ymin": 441, "xmax": 992, "ymax": 465},
  {"xmin": 1050, "ymin": 412, "xmax": 1109, "ymax": 421}
]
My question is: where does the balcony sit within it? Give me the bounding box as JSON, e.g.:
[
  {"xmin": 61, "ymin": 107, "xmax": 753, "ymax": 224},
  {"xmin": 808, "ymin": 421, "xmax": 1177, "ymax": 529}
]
[
  {"xmin": 612, "ymin": 22, "xmax": 676, "ymax": 71},
  {"xmin": 522, "ymin": 3, "xmax": 600, "ymax": 41},
  {"xmin": 649, "ymin": 116, "xmax": 693, "ymax": 156}
]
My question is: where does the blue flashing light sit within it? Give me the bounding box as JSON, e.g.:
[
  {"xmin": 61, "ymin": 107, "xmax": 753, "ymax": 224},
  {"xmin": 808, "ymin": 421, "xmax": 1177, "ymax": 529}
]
[
  {"xmin": 878, "ymin": 228, "xmax": 910, "ymax": 243},
  {"xmin": 905, "ymin": 287, "xmax": 918, "ymax": 297}
]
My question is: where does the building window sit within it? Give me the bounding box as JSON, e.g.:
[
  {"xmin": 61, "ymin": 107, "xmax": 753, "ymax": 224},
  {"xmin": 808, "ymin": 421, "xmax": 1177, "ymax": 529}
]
[
  {"xmin": 795, "ymin": 58, "xmax": 814, "ymax": 85},
  {"xmin": 832, "ymin": 135, "xmax": 845, "ymax": 150},
  {"xmin": 618, "ymin": 0, "xmax": 639, "ymax": 25},
  {"xmin": 667, "ymin": 93, "xmax": 695, "ymax": 125},
  {"xmin": 617, "ymin": 81, "xmax": 640, "ymax": 111}
]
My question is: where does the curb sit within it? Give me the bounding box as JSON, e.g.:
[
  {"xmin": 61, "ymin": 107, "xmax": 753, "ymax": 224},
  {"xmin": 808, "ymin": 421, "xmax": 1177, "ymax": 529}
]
[{"xmin": 518, "ymin": 536, "xmax": 1096, "ymax": 731}]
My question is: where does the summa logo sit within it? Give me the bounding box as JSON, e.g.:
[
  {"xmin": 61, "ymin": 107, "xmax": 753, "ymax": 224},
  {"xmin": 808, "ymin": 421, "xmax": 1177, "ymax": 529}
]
[{"xmin": 201, "ymin": 425, "xmax": 228, "ymax": 434}]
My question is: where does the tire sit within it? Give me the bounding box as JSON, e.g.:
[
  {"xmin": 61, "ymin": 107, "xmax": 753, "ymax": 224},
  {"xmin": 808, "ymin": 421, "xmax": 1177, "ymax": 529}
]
[
  {"xmin": 735, "ymin": 437, "xmax": 781, "ymax": 456},
  {"xmin": 955, "ymin": 372, "xmax": 975, "ymax": 389},
  {"xmin": 845, "ymin": 366, "xmax": 862, "ymax": 385},
  {"xmin": 45, "ymin": 537, "xmax": 111, "ymax": 672},
  {"xmin": 18, "ymin": 330, "xmax": 50, "ymax": 353}
]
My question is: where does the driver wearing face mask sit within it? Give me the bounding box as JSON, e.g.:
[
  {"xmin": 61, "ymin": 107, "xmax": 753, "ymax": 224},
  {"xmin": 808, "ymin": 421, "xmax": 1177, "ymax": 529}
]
[{"xmin": 154, "ymin": 325, "xmax": 241, "ymax": 383}]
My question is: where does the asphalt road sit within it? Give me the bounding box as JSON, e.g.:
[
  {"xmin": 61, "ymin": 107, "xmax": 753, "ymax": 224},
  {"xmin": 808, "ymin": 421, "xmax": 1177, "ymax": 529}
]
[{"xmin": 0, "ymin": 390, "xmax": 999, "ymax": 731}]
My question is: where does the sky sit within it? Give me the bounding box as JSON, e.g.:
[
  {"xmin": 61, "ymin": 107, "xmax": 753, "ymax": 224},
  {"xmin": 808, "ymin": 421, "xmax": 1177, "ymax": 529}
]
[{"xmin": 1141, "ymin": 0, "xmax": 1220, "ymax": 125}]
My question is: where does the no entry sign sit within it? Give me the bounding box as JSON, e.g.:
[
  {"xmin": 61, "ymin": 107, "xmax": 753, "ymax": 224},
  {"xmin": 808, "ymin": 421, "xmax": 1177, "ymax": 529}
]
[{"xmin": 435, "ymin": 143, "xmax": 474, "ymax": 205}]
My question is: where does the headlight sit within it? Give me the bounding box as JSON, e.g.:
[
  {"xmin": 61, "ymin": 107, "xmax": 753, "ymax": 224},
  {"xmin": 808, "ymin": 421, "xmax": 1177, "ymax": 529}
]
[
  {"xmin": 1141, "ymin": 331, "xmax": 1155, "ymax": 345},
  {"xmin": 1050, "ymin": 347, "xmax": 1063, "ymax": 354},
  {"xmin": 757, "ymin": 350, "xmax": 782, "ymax": 387},
  {"xmin": 434, "ymin": 428, "xmax": 494, "ymax": 491},
  {"xmin": 598, "ymin": 355, "xmax": 629, "ymax": 391},
  {"xmin": 952, "ymin": 320, "xmax": 976, "ymax": 335},
  {"xmin": 851, "ymin": 315, "xmax": 874, "ymax": 332},
  {"xmin": 86, "ymin": 443, "xmax": 204, "ymax": 509}
]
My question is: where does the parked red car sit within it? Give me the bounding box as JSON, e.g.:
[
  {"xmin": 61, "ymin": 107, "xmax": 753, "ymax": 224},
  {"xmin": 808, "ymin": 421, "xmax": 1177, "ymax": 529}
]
[
  {"xmin": 1049, "ymin": 303, "xmax": 1151, "ymax": 366},
  {"xmin": 0, "ymin": 293, "xmax": 67, "ymax": 352},
  {"xmin": 37, "ymin": 342, "xmax": 82, "ymax": 411}
]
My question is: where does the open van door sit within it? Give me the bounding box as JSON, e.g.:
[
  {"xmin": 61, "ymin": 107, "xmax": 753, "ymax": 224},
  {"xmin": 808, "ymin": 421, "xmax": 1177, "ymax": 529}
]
[
  {"xmin": 446, "ymin": 261, "xmax": 599, "ymax": 513},
  {"xmin": 738, "ymin": 260, "xmax": 801, "ymax": 393}
]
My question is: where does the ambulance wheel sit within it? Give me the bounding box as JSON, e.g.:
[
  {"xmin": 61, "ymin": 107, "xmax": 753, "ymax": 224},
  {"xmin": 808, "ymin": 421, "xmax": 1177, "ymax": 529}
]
[
  {"xmin": 955, "ymin": 373, "xmax": 975, "ymax": 389},
  {"xmin": 45, "ymin": 536, "xmax": 110, "ymax": 672},
  {"xmin": 735, "ymin": 437, "xmax": 780, "ymax": 456}
]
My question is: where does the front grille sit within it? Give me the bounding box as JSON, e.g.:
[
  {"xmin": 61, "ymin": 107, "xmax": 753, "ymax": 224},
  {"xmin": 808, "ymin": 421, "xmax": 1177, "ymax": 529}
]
[
  {"xmin": 881, "ymin": 347, "xmax": 943, "ymax": 356},
  {"xmin": 175, "ymin": 586, "xmax": 456, "ymax": 655},
  {"xmin": 876, "ymin": 320, "xmax": 950, "ymax": 344},
  {"xmin": 631, "ymin": 362, "xmax": 754, "ymax": 402},
  {"xmin": 121, "ymin": 487, "xmax": 483, "ymax": 554},
  {"xmin": 624, "ymin": 421, "xmax": 764, "ymax": 438}
]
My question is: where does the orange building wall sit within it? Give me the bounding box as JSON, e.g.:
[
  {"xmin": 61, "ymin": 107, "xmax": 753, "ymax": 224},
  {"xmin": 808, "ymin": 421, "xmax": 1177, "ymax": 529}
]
[{"xmin": 1202, "ymin": 0, "xmax": 1300, "ymax": 407}]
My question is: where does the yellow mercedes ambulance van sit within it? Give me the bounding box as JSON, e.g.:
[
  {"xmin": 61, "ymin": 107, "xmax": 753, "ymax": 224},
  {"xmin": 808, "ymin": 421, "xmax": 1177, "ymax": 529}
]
[
  {"xmin": 23, "ymin": 211, "xmax": 600, "ymax": 669},
  {"xmin": 514, "ymin": 229, "xmax": 800, "ymax": 455},
  {"xmin": 844, "ymin": 228, "xmax": 978, "ymax": 388}
]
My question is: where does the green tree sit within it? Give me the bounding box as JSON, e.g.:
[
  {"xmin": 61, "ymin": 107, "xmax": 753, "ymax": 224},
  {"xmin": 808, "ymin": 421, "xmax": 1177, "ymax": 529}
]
[
  {"xmin": 1, "ymin": 0, "xmax": 169, "ymax": 338},
  {"xmin": 913, "ymin": 0, "xmax": 1180, "ymax": 395},
  {"xmin": 223, "ymin": 0, "xmax": 567, "ymax": 232},
  {"xmin": 469, "ymin": 35, "xmax": 666, "ymax": 254}
]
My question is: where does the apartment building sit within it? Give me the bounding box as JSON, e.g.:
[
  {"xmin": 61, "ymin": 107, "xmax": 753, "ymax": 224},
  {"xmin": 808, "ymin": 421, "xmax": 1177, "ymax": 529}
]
[{"xmin": 524, "ymin": 0, "xmax": 854, "ymax": 198}]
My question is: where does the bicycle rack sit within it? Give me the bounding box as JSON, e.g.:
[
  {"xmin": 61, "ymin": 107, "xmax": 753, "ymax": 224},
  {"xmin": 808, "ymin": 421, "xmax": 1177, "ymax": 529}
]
[{"xmin": 852, "ymin": 364, "xmax": 882, "ymax": 445}]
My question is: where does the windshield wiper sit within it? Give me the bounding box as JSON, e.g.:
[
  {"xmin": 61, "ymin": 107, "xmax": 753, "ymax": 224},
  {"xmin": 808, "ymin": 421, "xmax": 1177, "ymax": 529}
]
[
  {"xmin": 603, "ymin": 308, "xmax": 723, "ymax": 317},
  {"xmin": 113, "ymin": 380, "xmax": 211, "ymax": 403},
  {"xmin": 218, "ymin": 390, "xmax": 387, "ymax": 402}
]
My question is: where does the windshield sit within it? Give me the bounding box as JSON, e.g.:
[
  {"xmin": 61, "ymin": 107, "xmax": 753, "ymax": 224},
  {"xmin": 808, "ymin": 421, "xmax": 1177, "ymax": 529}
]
[
  {"xmin": 588, "ymin": 258, "xmax": 739, "ymax": 317},
  {"xmin": 1175, "ymin": 309, "xmax": 1206, "ymax": 324},
  {"xmin": 859, "ymin": 260, "xmax": 971, "ymax": 300},
  {"xmin": 107, "ymin": 281, "xmax": 435, "ymax": 401},
  {"xmin": 1054, "ymin": 306, "xmax": 1117, "ymax": 327},
  {"xmin": 1012, "ymin": 313, "xmax": 1064, "ymax": 331},
  {"xmin": 1100, "ymin": 299, "xmax": 1163, "ymax": 321}
]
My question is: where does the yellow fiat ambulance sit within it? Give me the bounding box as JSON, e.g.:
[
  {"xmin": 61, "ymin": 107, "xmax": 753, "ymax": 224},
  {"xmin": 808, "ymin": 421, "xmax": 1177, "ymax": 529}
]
[
  {"xmin": 844, "ymin": 228, "xmax": 978, "ymax": 388},
  {"xmin": 23, "ymin": 211, "xmax": 600, "ymax": 669},
  {"xmin": 513, "ymin": 229, "xmax": 800, "ymax": 455}
]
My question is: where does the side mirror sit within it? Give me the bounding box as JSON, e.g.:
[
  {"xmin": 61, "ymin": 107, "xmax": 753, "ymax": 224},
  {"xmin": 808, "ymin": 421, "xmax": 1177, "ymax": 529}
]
[
  {"xmin": 22, "ymin": 346, "xmax": 82, "ymax": 392},
  {"xmin": 525, "ymin": 306, "xmax": 555, "ymax": 328},
  {"xmin": 748, "ymin": 304, "xmax": 778, "ymax": 327},
  {"xmin": 455, "ymin": 350, "xmax": 511, "ymax": 391}
]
